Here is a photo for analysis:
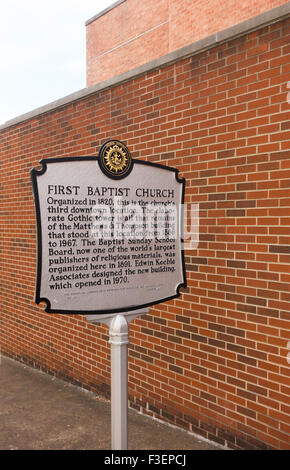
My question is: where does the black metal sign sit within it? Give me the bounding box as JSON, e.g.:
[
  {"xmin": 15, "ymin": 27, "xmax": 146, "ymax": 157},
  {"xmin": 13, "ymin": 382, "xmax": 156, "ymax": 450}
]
[{"xmin": 31, "ymin": 144, "xmax": 186, "ymax": 314}]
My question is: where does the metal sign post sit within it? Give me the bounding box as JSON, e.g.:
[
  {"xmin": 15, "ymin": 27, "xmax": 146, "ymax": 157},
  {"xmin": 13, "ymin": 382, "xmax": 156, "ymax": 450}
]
[
  {"xmin": 86, "ymin": 309, "xmax": 148, "ymax": 450},
  {"xmin": 31, "ymin": 140, "xmax": 186, "ymax": 450}
]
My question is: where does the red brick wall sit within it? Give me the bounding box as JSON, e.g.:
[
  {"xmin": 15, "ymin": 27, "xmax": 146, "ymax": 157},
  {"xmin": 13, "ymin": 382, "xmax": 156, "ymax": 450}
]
[
  {"xmin": 1, "ymin": 17, "xmax": 290, "ymax": 449},
  {"xmin": 86, "ymin": 0, "xmax": 288, "ymax": 85}
]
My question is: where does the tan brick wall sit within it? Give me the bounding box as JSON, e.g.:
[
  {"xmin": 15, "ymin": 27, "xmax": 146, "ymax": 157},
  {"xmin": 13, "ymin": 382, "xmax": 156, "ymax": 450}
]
[
  {"xmin": 86, "ymin": 0, "xmax": 288, "ymax": 85},
  {"xmin": 1, "ymin": 17, "xmax": 290, "ymax": 449}
]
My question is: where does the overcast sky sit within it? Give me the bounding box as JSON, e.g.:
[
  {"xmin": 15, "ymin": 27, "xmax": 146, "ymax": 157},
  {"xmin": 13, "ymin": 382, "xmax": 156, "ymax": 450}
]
[{"xmin": 0, "ymin": 0, "xmax": 115, "ymax": 125}]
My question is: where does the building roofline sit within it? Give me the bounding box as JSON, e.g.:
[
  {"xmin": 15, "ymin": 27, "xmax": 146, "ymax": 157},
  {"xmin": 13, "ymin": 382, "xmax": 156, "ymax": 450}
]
[
  {"xmin": 1, "ymin": 2, "xmax": 289, "ymax": 132},
  {"xmin": 85, "ymin": 0, "xmax": 127, "ymax": 26}
]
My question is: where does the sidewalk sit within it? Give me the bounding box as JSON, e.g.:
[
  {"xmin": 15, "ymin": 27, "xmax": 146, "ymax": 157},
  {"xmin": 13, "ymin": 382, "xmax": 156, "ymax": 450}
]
[{"xmin": 0, "ymin": 355, "xmax": 222, "ymax": 450}]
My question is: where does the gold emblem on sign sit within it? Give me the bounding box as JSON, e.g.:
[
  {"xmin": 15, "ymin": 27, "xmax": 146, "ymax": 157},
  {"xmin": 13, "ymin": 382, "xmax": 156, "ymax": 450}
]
[
  {"xmin": 104, "ymin": 144, "xmax": 128, "ymax": 173},
  {"xmin": 99, "ymin": 140, "xmax": 132, "ymax": 179}
]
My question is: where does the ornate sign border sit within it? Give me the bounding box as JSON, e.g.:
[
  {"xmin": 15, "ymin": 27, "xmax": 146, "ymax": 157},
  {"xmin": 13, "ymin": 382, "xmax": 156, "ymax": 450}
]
[{"xmin": 31, "ymin": 156, "xmax": 186, "ymax": 314}]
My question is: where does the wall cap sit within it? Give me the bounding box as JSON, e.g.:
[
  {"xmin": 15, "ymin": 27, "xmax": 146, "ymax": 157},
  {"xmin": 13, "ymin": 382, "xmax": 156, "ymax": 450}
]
[
  {"xmin": 1, "ymin": 3, "xmax": 289, "ymax": 132},
  {"xmin": 85, "ymin": 0, "xmax": 127, "ymax": 26}
]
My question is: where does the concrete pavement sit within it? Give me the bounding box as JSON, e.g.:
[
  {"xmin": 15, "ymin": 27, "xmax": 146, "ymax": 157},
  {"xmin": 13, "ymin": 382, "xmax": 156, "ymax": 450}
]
[{"xmin": 0, "ymin": 355, "xmax": 223, "ymax": 451}]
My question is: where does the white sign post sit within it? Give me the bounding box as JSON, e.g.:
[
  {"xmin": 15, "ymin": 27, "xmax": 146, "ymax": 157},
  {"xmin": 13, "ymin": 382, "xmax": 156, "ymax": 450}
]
[
  {"xmin": 86, "ymin": 309, "xmax": 148, "ymax": 450},
  {"xmin": 31, "ymin": 143, "xmax": 186, "ymax": 450}
]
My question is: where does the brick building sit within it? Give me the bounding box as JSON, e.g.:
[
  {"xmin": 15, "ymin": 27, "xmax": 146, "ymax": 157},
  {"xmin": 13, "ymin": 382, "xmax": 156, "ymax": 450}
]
[
  {"xmin": 86, "ymin": 0, "xmax": 288, "ymax": 85},
  {"xmin": 0, "ymin": 1, "xmax": 290, "ymax": 449}
]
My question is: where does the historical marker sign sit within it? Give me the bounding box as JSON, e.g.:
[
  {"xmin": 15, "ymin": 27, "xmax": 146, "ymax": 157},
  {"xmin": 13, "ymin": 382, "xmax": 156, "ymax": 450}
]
[{"xmin": 31, "ymin": 142, "xmax": 186, "ymax": 314}]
